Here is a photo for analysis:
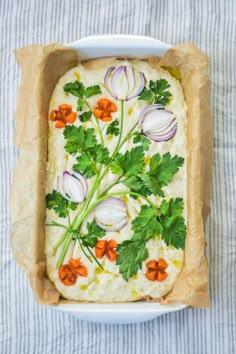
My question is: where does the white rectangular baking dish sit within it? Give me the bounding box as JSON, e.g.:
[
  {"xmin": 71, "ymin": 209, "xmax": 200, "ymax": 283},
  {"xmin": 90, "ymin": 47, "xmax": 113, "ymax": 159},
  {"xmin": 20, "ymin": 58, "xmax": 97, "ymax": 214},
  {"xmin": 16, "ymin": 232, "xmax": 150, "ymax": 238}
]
[{"xmin": 49, "ymin": 35, "xmax": 187, "ymax": 324}]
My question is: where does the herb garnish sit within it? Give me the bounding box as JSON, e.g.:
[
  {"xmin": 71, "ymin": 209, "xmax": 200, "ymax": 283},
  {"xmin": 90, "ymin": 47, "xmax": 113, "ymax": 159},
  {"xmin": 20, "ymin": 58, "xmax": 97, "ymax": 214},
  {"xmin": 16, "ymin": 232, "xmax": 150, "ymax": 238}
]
[
  {"xmin": 139, "ymin": 79, "xmax": 172, "ymax": 106},
  {"xmin": 46, "ymin": 190, "xmax": 77, "ymax": 218},
  {"xmin": 116, "ymin": 198, "xmax": 186, "ymax": 280}
]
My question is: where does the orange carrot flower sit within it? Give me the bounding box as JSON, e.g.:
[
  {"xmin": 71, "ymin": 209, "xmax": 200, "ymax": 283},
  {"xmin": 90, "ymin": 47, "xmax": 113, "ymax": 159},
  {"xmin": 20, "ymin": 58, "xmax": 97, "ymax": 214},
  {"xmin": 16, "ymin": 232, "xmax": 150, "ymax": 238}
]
[
  {"xmin": 58, "ymin": 258, "xmax": 87, "ymax": 286},
  {"xmin": 95, "ymin": 239, "xmax": 118, "ymax": 261},
  {"xmin": 93, "ymin": 98, "xmax": 117, "ymax": 122},
  {"xmin": 50, "ymin": 104, "xmax": 77, "ymax": 129},
  {"xmin": 145, "ymin": 258, "xmax": 168, "ymax": 282}
]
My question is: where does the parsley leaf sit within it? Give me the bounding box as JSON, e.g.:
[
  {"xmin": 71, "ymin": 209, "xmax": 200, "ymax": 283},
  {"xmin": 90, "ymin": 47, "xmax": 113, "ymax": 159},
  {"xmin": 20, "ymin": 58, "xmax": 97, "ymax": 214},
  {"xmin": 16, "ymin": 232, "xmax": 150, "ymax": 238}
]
[
  {"xmin": 84, "ymin": 85, "xmax": 102, "ymax": 98},
  {"xmin": 106, "ymin": 119, "xmax": 120, "ymax": 136},
  {"xmin": 64, "ymin": 125, "xmax": 110, "ymax": 178},
  {"xmin": 132, "ymin": 205, "xmax": 162, "ymax": 241},
  {"xmin": 133, "ymin": 131, "xmax": 151, "ymax": 151},
  {"xmin": 81, "ymin": 221, "xmax": 105, "ymax": 248},
  {"xmin": 63, "ymin": 81, "xmax": 102, "ymax": 99},
  {"xmin": 142, "ymin": 152, "xmax": 184, "ymax": 197},
  {"xmin": 46, "ymin": 190, "xmax": 77, "ymax": 218},
  {"xmin": 123, "ymin": 175, "xmax": 152, "ymax": 198},
  {"xmin": 138, "ymin": 79, "xmax": 172, "ymax": 106},
  {"xmin": 63, "ymin": 125, "xmax": 97, "ymax": 155},
  {"xmin": 138, "ymin": 87, "xmax": 153, "ymax": 101},
  {"xmin": 157, "ymin": 198, "xmax": 186, "ymax": 249},
  {"xmin": 111, "ymin": 146, "xmax": 145, "ymax": 177},
  {"xmin": 79, "ymin": 111, "xmax": 92, "ymax": 122},
  {"xmin": 73, "ymin": 153, "xmax": 97, "ymax": 178},
  {"xmin": 63, "ymin": 81, "xmax": 102, "ymax": 113},
  {"xmin": 76, "ymin": 98, "xmax": 84, "ymax": 111},
  {"xmin": 95, "ymin": 144, "xmax": 110, "ymax": 165},
  {"xmin": 116, "ymin": 240, "xmax": 148, "ymax": 281},
  {"xmin": 63, "ymin": 81, "xmax": 85, "ymax": 97},
  {"xmin": 73, "ymin": 146, "xmax": 109, "ymax": 178}
]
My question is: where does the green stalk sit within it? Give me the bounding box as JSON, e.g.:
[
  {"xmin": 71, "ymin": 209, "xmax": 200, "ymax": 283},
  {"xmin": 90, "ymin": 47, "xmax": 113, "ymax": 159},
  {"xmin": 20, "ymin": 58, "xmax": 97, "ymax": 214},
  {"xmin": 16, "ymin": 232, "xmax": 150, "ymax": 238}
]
[
  {"xmin": 56, "ymin": 232, "xmax": 74, "ymax": 268},
  {"xmin": 77, "ymin": 237, "xmax": 92, "ymax": 261},
  {"xmin": 46, "ymin": 221, "xmax": 71, "ymax": 231},
  {"xmin": 86, "ymin": 247, "xmax": 104, "ymax": 269},
  {"xmin": 100, "ymin": 175, "xmax": 124, "ymax": 196},
  {"xmin": 85, "ymin": 101, "xmax": 104, "ymax": 145}
]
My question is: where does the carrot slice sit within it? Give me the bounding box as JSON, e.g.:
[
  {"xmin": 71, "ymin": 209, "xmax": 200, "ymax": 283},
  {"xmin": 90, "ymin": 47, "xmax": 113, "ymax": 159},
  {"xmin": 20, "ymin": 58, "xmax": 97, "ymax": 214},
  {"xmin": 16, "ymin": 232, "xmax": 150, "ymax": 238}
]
[
  {"xmin": 157, "ymin": 270, "xmax": 168, "ymax": 282},
  {"xmin": 108, "ymin": 102, "xmax": 118, "ymax": 112},
  {"xmin": 58, "ymin": 264, "xmax": 77, "ymax": 286},
  {"xmin": 145, "ymin": 271, "xmax": 157, "ymax": 281},
  {"xmin": 50, "ymin": 110, "xmax": 57, "ymax": 121},
  {"xmin": 65, "ymin": 112, "xmax": 77, "ymax": 123},
  {"xmin": 158, "ymin": 258, "xmax": 168, "ymax": 269},
  {"xmin": 97, "ymin": 98, "xmax": 111, "ymax": 110},
  {"xmin": 55, "ymin": 120, "xmax": 66, "ymax": 129},
  {"xmin": 63, "ymin": 272, "xmax": 77, "ymax": 286},
  {"xmin": 107, "ymin": 249, "xmax": 117, "ymax": 262},
  {"xmin": 93, "ymin": 108, "xmax": 104, "ymax": 119},
  {"xmin": 101, "ymin": 115, "xmax": 112, "ymax": 122},
  {"xmin": 69, "ymin": 258, "xmax": 81, "ymax": 269},
  {"xmin": 96, "ymin": 240, "xmax": 107, "ymax": 249},
  {"xmin": 59, "ymin": 104, "xmax": 72, "ymax": 111},
  {"xmin": 95, "ymin": 247, "xmax": 106, "ymax": 259},
  {"xmin": 69, "ymin": 258, "xmax": 88, "ymax": 277},
  {"xmin": 107, "ymin": 239, "xmax": 117, "ymax": 249},
  {"xmin": 146, "ymin": 260, "xmax": 158, "ymax": 270},
  {"xmin": 76, "ymin": 265, "xmax": 88, "ymax": 277}
]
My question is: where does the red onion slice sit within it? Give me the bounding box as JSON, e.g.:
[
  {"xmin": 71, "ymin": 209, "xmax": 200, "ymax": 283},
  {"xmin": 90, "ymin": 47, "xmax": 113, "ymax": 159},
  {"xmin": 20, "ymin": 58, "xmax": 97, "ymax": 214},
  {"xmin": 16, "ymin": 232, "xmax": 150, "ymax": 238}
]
[
  {"xmin": 57, "ymin": 171, "xmax": 88, "ymax": 204},
  {"xmin": 139, "ymin": 104, "xmax": 177, "ymax": 142},
  {"xmin": 104, "ymin": 66, "xmax": 116, "ymax": 99},
  {"xmin": 104, "ymin": 65, "xmax": 146, "ymax": 101},
  {"xmin": 94, "ymin": 197, "xmax": 127, "ymax": 232},
  {"xmin": 57, "ymin": 175, "xmax": 70, "ymax": 201},
  {"xmin": 71, "ymin": 170, "xmax": 88, "ymax": 197},
  {"xmin": 126, "ymin": 72, "xmax": 145, "ymax": 100},
  {"xmin": 111, "ymin": 66, "xmax": 128, "ymax": 100}
]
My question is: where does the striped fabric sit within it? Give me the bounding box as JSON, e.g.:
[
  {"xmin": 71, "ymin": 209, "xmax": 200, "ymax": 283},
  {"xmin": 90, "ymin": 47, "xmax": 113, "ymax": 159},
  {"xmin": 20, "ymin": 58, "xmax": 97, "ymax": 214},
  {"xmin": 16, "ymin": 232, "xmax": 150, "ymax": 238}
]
[{"xmin": 1, "ymin": 0, "xmax": 235, "ymax": 353}]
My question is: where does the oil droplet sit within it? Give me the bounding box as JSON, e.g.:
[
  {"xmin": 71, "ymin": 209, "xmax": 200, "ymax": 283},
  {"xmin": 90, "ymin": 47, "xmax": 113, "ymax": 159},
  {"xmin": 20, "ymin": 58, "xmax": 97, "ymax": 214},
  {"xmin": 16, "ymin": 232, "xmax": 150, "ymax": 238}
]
[
  {"xmin": 95, "ymin": 267, "xmax": 104, "ymax": 275},
  {"xmin": 161, "ymin": 66, "xmax": 182, "ymax": 81},
  {"xmin": 132, "ymin": 274, "xmax": 138, "ymax": 279},
  {"xmin": 128, "ymin": 107, "xmax": 133, "ymax": 116},
  {"xmin": 144, "ymin": 156, "xmax": 150, "ymax": 164},
  {"xmin": 172, "ymin": 259, "xmax": 182, "ymax": 268},
  {"xmin": 132, "ymin": 290, "xmax": 140, "ymax": 298},
  {"xmin": 74, "ymin": 71, "xmax": 80, "ymax": 80},
  {"xmin": 80, "ymin": 285, "xmax": 88, "ymax": 291},
  {"xmin": 122, "ymin": 195, "xmax": 129, "ymax": 203},
  {"xmin": 107, "ymin": 135, "xmax": 113, "ymax": 141},
  {"xmin": 64, "ymin": 154, "xmax": 69, "ymax": 162}
]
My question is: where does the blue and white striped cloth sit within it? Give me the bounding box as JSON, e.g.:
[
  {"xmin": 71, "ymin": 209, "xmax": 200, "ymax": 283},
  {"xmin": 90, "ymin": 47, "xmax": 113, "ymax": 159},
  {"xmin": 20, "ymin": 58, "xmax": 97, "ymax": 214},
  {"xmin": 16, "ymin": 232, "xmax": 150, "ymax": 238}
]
[{"xmin": 1, "ymin": 0, "xmax": 236, "ymax": 353}]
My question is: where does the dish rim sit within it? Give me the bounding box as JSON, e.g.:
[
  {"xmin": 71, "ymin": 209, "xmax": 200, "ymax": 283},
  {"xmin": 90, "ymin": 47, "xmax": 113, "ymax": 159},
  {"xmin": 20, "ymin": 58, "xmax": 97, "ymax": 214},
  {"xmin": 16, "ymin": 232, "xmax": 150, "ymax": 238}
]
[{"xmin": 49, "ymin": 34, "xmax": 187, "ymax": 323}]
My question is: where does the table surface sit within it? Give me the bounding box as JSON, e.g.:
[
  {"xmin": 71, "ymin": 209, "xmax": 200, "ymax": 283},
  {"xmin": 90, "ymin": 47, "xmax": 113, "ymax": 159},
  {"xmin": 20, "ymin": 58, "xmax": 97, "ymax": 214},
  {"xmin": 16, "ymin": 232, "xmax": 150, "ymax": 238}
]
[{"xmin": 1, "ymin": 0, "xmax": 236, "ymax": 353}]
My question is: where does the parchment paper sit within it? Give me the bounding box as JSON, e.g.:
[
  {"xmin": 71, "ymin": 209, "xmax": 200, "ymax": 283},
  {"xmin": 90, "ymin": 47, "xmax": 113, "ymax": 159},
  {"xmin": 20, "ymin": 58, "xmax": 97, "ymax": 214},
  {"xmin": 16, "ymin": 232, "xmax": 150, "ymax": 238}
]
[{"xmin": 10, "ymin": 43, "xmax": 212, "ymax": 307}]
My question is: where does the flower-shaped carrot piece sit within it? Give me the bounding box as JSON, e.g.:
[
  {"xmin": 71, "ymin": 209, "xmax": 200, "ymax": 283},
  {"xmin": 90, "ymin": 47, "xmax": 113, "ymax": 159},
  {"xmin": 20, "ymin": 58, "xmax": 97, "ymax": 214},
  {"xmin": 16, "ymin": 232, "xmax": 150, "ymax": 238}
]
[
  {"xmin": 93, "ymin": 98, "xmax": 117, "ymax": 122},
  {"xmin": 50, "ymin": 104, "xmax": 77, "ymax": 128},
  {"xmin": 58, "ymin": 258, "xmax": 88, "ymax": 286},
  {"xmin": 95, "ymin": 239, "xmax": 118, "ymax": 261},
  {"xmin": 145, "ymin": 258, "xmax": 168, "ymax": 282},
  {"xmin": 58, "ymin": 264, "xmax": 78, "ymax": 286},
  {"xmin": 69, "ymin": 258, "xmax": 88, "ymax": 277}
]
